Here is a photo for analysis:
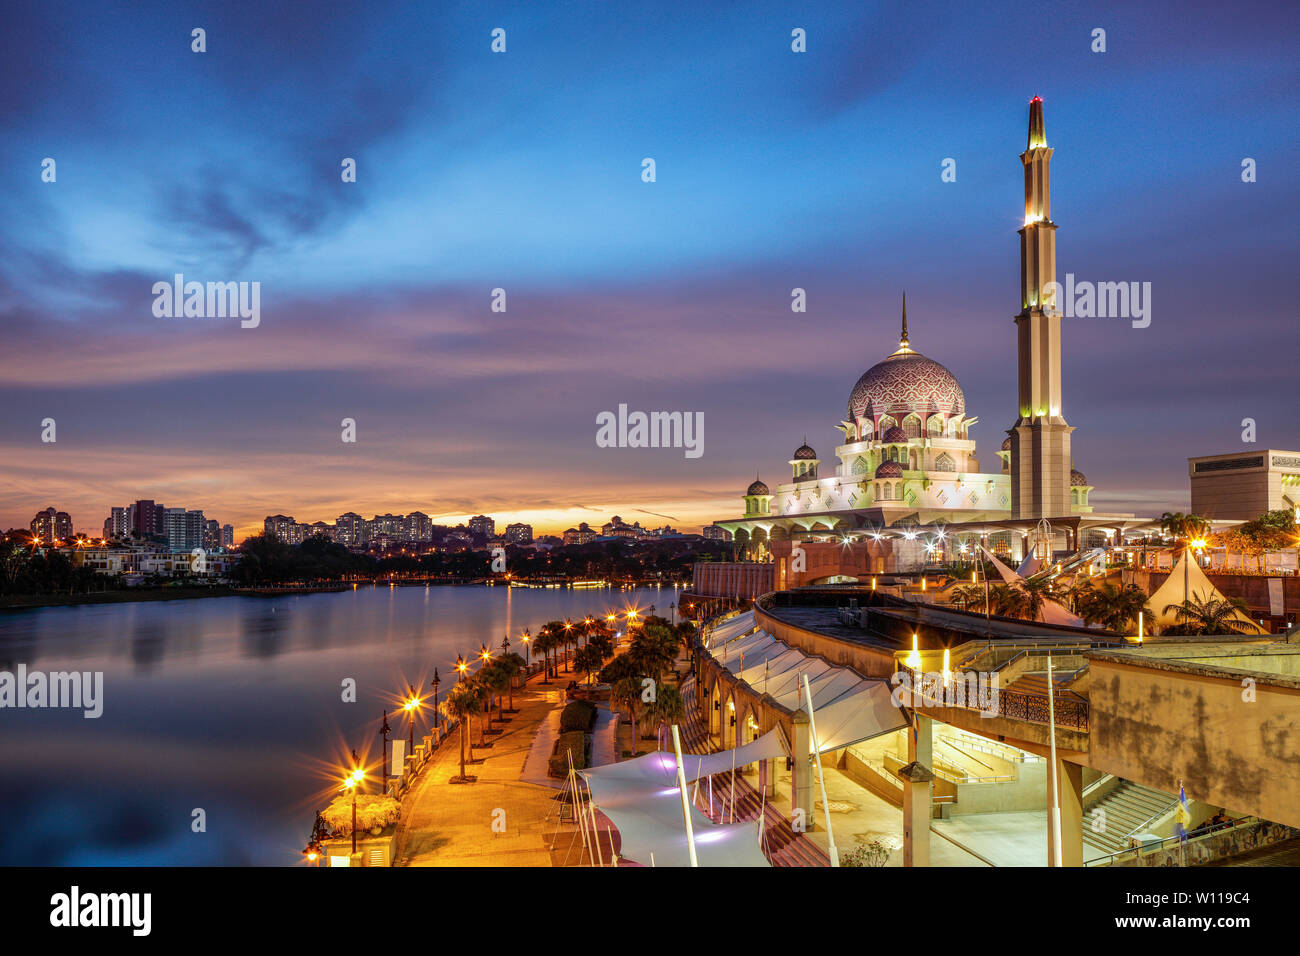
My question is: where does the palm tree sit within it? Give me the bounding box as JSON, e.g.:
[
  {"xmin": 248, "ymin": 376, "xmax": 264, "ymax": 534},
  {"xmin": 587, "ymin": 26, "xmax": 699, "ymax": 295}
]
[
  {"xmin": 1059, "ymin": 577, "xmax": 1095, "ymax": 615},
  {"xmin": 1159, "ymin": 511, "xmax": 1211, "ymax": 563},
  {"xmin": 1163, "ymin": 593, "xmax": 1257, "ymax": 636},
  {"xmin": 531, "ymin": 630, "xmax": 555, "ymax": 684},
  {"xmin": 951, "ymin": 584, "xmax": 986, "ymax": 613},
  {"xmin": 573, "ymin": 644, "xmax": 603, "ymax": 685},
  {"xmin": 645, "ymin": 685, "xmax": 686, "ymax": 750},
  {"xmin": 498, "ymin": 652, "xmax": 526, "ymax": 711},
  {"xmin": 481, "ymin": 661, "xmax": 510, "ymax": 722},
  {"xmin": 463, "ymin": 677, "xmax": 490, "ymax": 746},
  {"xmin": 440, "ymin": 683, "xmax": 478, "ymax": 781},
  {"xmin": 1079, "ymin": 581, "xmax": 1150, "ymax": 632},
  {"xmin": 612, "ymin": 676, "xmax": 644, "ymax": 756}
]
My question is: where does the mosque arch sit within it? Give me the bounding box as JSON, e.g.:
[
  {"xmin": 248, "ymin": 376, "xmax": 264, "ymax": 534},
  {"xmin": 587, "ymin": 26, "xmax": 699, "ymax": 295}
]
[
  {"xmin": 927, "ymin": 416, "xmax": 944, "ymax": 437},
  {"xmin": 878, "ymin": 415, "xmax": 896, "ymax": 432},
  {"xmin": 902, "ymin": 414, "xmax": 921, "ymax": 438}
]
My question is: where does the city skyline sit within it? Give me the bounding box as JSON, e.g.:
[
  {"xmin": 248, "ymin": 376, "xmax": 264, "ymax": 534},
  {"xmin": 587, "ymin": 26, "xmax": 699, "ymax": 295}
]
[{"xmin": 2, "ymin": 2, "xmax": 1297, "ymax": 541}]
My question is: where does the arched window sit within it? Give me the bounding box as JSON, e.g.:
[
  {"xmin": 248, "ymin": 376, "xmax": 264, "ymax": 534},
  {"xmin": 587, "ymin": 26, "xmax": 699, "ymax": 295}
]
[
  {"xmin": 902, "ymin": 414, "xmax": 921, "ymax": 439},
  {"xmin": 883, "ymin": 483, "xmax": 892, "ymax": 500},
  {"xmin": 927, "ymin": 416, "xmax": 944, "ymax": 437},
  {"xmin": 935, "ymin": 452, "xmax": 955, "ymax": 472},
  {"xmin": 878, "ymin": 415, "xmax": 896, "ymax": 433},
  {"xmin": 852, "ymin": 456, "xmax": 869, "ymax": 475}
]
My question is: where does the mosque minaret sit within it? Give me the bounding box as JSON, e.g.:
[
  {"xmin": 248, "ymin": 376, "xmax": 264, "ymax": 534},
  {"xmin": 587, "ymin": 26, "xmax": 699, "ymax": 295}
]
[{"xmin": 1009, "ymin": 96, "xmax": 1074, "ymax": 520}]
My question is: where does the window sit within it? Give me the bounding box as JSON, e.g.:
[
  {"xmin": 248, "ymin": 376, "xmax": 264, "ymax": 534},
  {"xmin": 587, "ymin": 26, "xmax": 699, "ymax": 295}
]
[{"xmin": 935, "ymin": 452, "xmax": 955, "ymax": 472}]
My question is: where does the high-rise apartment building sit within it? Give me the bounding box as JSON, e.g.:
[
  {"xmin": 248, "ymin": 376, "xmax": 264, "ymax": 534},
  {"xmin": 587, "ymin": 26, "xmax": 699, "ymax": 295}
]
[
  {"xmin": 504, "ymin": 522, "xmax": 533, "ymax": 545},
  {"xmin": 30, "ymin": 507, "xmax": 73, "ymax": 544}
]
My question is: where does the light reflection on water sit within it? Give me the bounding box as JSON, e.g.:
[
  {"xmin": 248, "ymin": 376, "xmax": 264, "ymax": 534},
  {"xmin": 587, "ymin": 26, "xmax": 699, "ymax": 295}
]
[{"xmin": 0, "ymin": 584, "xmax": 673, "ymax": 865}]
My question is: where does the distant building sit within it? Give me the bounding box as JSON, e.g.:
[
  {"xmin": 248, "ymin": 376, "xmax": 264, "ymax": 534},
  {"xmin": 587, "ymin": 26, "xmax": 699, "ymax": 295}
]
[
  {"xmin": 130, "ymin": 499, "xmax": 165, "ymax": 538},
  {"xmin": 305, "ymin": 521, "xmax": 333, "ymax": 541},
  {"xmin": 30, "ymin": 507, "xmax": 72, "ymax": 544},
  {"xmin": 264, "ymin": 514, "xmax": 300, "ymax": 543},
  {"xmin": 406, "ymin": 511, "xmax": 433, "ymax": 542},
  {"xmin": 1190, "ymin": 450, "xmax": 1300, "ymax": 520},
  {"xmin": 702, "ymin": 524, "xmax": 732, "ymax": 541},
  {"xmin": 443, "ymin": 531, "xmax": 473, "ymax": 550},
  {"xmin": 335, "ymin": 512, "xmax": 364, "ymax": 547},
  {"xmin": 602, "ymin": 516, "xmax": 646, "ymax": 538},
  {"xmin": 203, "ymin": 519, "xmax": 221, "ymax": 550},
  {"xmin": 504, "ymin": 522, "xmax": 534, "ymax": 545},
  {"xmin": 104, "ymin": 506, "xmax": 128, "ymax": 540},
  {"xmin": 468, "ymin": 515, "xmax": 496, "ymax": 538},
  {"xmin": 221, "ymin": 524, "xmax": 235, "ymax": 548},
  {"xmin": 563, "ymin": 522, "xmax": 598, "ymax": 546}
]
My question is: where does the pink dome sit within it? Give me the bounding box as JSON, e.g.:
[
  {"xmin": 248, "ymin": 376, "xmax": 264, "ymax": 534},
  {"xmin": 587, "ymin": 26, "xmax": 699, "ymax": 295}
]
[{"xmin": 848, "ymin": 351, "xmax": 965, "ymax": 422}]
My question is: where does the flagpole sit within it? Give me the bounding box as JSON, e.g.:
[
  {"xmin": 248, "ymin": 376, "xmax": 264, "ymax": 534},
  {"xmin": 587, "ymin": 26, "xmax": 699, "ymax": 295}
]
[
  {"xmin": 801, "ymin": 673, "xmax": 840, "ymax": 867},
  {"xmin": 671, "ymin": 725, "xmax": 699, "ymax": 867},
  {"xmin": 1046, "ymin": 653, "xmax": 1063, "ymax": 867}
]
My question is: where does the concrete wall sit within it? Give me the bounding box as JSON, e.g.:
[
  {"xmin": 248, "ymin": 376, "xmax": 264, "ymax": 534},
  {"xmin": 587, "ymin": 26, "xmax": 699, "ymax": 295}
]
[{"xmin": 1088, "ymin": 656, "xmax": 1300, "ymax": 828}]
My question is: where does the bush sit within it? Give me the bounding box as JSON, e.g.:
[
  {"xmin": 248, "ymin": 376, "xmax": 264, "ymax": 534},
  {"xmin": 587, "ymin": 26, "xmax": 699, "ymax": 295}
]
[
  {"xmin": 559, "ymin": 699, "xmax": 597, "ymax": 734},
  {"xmin": 548, "ymin": 730, "xmax": 589, "ymax": 777}
]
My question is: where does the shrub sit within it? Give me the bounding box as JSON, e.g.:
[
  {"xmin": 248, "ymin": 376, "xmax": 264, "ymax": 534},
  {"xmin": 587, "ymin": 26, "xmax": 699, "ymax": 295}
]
[
  {"xmin": 559, "ymin": 699, "xmax": 598, "ymax": 734},
  {"xmin": 548, "ymin": 730, "xmax": 589, "ymax": 777}
]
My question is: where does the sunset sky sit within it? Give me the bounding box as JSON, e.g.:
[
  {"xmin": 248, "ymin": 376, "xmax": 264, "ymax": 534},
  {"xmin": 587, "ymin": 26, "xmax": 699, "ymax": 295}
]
[{"xmin": 2, "ymin": 0, "xmax": 1297, "ymax": 539}]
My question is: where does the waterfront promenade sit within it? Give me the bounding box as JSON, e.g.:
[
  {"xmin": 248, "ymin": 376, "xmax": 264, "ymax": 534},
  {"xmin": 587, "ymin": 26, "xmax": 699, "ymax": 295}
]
[{"xmin": 397, "ymin": 669, "xmax": 573, "ymax": 866}]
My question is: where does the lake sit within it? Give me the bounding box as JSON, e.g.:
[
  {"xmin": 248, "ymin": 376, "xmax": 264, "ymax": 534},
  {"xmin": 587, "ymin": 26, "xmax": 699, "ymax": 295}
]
[{"xmin": 0, "ymin": 583, "xmax": 677, "ymax": 865}]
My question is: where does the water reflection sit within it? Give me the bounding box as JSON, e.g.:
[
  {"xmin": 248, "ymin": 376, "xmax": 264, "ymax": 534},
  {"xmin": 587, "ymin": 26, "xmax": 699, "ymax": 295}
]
[{"xmin": 0, "ymin": 585, "xmax": 666, "ymax": 865}]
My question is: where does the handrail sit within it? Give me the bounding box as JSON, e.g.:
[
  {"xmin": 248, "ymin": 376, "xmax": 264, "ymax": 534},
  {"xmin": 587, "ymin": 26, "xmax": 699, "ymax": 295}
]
[
  {"xmin": 1085, "ymin": 817, "xmax": 1257, "ymax": 867},
  {"xmin": 885, "ymin": 751, "xmax": 1015, "ymax": 785}
]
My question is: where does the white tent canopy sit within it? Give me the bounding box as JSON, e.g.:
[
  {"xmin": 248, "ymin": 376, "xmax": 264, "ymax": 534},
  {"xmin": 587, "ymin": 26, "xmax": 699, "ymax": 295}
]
[{"xmin": 1150, "ymin": 552, "xmax": 1262, "ymax": 632}]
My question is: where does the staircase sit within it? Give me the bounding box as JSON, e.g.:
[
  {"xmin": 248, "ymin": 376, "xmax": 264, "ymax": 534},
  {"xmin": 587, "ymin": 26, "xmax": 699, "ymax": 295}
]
[
  {"xmin": 1084, "ymin": 781, "xmax": 1179, "ymax": 855},
  {"xmin": 679, "ymin": 682, "xmax": 830, "ymax": 867}
]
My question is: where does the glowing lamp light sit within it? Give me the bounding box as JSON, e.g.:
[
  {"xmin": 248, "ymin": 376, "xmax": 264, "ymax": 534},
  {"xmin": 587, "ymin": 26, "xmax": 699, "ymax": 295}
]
[
  {"xmin": 871, "ymin": 577, "xmax": 877, "ymax": 591},
  {"xmin": 905, "ymin": 633, "xmax": 922, "ymax": 671},
  {"xmin": 1137, "ymin": 611, "xmax": 1144, "ymax": 644},
  {"xmin": 942, "ymin": 648, "xmax": 951, "ymax": 688}
]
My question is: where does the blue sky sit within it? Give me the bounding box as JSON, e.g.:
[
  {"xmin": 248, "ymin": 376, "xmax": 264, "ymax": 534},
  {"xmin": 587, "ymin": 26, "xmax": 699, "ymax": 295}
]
[{"xmin": 2, "ymin": 0, "xmax": 1297, "ymax": 534}]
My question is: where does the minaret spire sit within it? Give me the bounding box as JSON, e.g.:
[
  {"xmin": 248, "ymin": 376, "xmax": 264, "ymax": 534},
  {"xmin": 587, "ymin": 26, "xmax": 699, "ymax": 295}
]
[
  {"xmin": 1027, "ymin": 95, "xmax": 1046, "ymax": 149},
  {"xmin": 901, "ymin": 292, "xmax": 908, "ymax": 347},
  {"xmin": 1010, "ymin": 95, "xmax": 1073, "ymax": 521}
]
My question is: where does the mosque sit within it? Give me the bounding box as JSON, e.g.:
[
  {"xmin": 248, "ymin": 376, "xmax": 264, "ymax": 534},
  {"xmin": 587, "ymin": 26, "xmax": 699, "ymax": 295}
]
[{"xmin": 716, "ymin": 98, "xmax": 1145, "ymax": 571}]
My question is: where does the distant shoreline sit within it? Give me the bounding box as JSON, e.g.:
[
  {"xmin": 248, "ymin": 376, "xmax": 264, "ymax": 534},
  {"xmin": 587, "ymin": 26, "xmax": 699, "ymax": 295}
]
[{"xmin": 0, "ymin": 579, "xmax": 677, "ymax": 612}]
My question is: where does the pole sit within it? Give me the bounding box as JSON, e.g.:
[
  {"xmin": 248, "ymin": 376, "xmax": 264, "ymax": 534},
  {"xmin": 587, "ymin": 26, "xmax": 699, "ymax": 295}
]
[
  {"xmin": 801, "ymin": 673, "xmax": 839, "ymax": 866},
  {"xmin": 1046, "ymin": 653, "xmax": 1062, "ymax": 866},
  {"xmin": 671, "ymin": 725, "xmax": 699, "ymax": 867}
]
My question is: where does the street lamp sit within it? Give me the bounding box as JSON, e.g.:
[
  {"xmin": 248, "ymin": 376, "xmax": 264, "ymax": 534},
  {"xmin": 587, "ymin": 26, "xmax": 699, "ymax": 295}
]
[
  {"xmin": 379, "ymin": 710, "xmax": 391, "ymax": 793},
  {"xmin": 403, "ymin": 686, "xmax": 420, "ymax": 754},
  {"xmin": 342, "ymin": 765, "xmax": 364, "ymax": 856},
  {"xmin": 456, "ymin": 654, "xmax": 468, "ymax": 682}
]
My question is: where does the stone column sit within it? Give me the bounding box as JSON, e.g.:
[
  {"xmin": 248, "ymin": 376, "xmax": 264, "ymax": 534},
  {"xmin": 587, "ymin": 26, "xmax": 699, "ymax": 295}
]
[
  {"xmin": 900, "ymin": 715, "xmax": 934, "ymax": 867},
  {"xmin": 791, "ymin": 710, "xmax": 813, "ymax": 832},
  {"xmin": 1054, "ymin": 757, "xmax": 1084, "ymax": 867}
]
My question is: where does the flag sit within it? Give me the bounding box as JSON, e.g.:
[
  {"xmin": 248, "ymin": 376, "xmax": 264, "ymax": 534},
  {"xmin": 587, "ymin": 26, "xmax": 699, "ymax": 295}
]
[{"xmin": 1175, "ymin": 783, "xmax": 1190, "ymax": 844}]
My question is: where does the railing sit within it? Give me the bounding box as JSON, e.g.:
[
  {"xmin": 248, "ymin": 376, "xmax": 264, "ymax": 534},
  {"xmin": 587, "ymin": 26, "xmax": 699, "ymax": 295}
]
[
  {"xmin": 990, "ymin": 687, "xmax": 1089, "ymax": 731},
  {"xmin": 1084, "ymin": 817, "xmax": 1257, "ymax": 867},
  {"xmin": 885, "ymin": 751, "xmax": 1015, "ymax": 785}
]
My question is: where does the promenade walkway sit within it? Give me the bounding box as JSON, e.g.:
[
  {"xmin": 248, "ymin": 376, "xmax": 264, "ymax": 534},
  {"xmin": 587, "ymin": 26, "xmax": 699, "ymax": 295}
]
[{"xmin": 398, "ymin": 673, "xmax": 568, "ymax": 866}]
